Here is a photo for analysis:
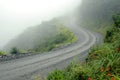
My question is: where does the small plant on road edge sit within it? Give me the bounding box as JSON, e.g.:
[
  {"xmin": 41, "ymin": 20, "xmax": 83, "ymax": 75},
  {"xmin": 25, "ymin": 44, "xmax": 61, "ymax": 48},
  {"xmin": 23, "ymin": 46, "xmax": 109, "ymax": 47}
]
[
  {"xmin": 0, "ymin": 50, "xmax": 6, "ymax": 55},
  {"xmin": 10, "ymin": 47, "xmax": 19, "ymax": 55}
]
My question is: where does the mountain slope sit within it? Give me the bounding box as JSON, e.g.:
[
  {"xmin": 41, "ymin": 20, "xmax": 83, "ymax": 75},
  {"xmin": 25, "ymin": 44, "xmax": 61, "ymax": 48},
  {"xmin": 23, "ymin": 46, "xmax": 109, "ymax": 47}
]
[
  {"xmin": 4, "ymin": 19, "xmax": 77, "ymax": 53},
  {"xmin": 47, "ymin": 13, "xmax": 120, "ymax": 80},
  {"xmin": 76, "ymin": 0, "xmax": 120, "ymax": 29}
]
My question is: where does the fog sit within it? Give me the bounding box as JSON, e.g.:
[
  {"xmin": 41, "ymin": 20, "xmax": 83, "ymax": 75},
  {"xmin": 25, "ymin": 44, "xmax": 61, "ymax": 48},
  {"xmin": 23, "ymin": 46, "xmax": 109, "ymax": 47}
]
[{"xmin": 0, "ymin": 0, "xmax": 82, "ymax": 49}]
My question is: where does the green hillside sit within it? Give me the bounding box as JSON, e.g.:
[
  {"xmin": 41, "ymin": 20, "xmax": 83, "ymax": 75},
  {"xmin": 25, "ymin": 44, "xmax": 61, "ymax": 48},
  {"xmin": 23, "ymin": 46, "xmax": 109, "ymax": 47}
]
[
  {"xmin": 76, "ymin": 0, "xmax": 120, "ymax": 33},
  {"xmin": 4, "ymin": 19, "xmax": 77, "ymax": 53},
  {"xmin": 47, "ymin": 1, "xmax": 120, "ymax": 80},
  {"xmin": 47, "ymin": 14, "xmax": 120, "ymax": 80}
]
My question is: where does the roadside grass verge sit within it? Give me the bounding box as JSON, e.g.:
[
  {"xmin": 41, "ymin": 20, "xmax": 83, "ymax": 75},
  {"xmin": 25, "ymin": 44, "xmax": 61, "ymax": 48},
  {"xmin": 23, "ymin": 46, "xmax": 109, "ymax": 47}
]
[
  {"xmin": 47, "ymin": 44, "xmax": 120, "ymax": 80},
  {"xmin": 47, "ymin": 15, "xmax": 120, "ymax": 80}
]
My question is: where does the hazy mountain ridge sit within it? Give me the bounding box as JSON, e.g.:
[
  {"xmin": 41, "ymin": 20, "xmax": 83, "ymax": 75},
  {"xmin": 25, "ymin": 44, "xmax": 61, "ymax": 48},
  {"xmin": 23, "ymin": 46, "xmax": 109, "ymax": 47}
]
[
  {"xmin": 77, "ymin": 0, "xmax": 120, "ymax": 28},
  {"xmin": 5, "ymin": 22, "xmax": 56, "ymax": 49},
  {"xmin": 47, "ymin": 1, "xmax": 120, "ymax": 79},
  {"xmin": 4, "ymin": 19, "xmax": 77, "ymax": 52},
  {"xmin": 4, "ymin": 20, "xmax": 58, "ymax": 51}
]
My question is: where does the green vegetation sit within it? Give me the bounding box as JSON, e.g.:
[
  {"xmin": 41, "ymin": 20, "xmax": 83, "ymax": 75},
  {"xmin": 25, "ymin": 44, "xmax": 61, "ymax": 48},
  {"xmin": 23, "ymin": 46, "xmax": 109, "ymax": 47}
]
[
  {"xmin": 33, "ymin": 26, "xmax": 77, "ymax": 52},
  {"xmin": 77, "ymin": 0, "xmax": 120, "ymax": 35},
  {"xmin": 10, "ymin": 47, "xmax": 20, "ymax": 55},
  {"xmin": 5, "ymin": 20, "xmax": 77, "ymax": 53},
  {"xmin": 0, "ymin": 50, "xmax": 6, "ymax": 55},
  {"xmin": 113, "ymin": 14, "xmax": 120, "ymax": 28},
  {"xmin": 47, "ymin": 15, "xmax": 120, "ymax": 80}
]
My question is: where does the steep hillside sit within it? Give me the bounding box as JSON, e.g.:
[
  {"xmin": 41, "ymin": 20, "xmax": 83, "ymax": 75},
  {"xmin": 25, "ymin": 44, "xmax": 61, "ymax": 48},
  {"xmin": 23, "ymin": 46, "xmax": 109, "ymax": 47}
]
[
  {"xmin": 46, "ymin": 1, "xmax": 120, "ymax": 79},
  {"xmin": 47, "ymin": 14, "xmax": 120, "ymax": 80},
  {"xmin": 4, "ymin": 19, "xmax": 77, "ymax": 53},
  {"xmin": 77, "ymin": 0, "xmax": 120, "ymax": 29}
]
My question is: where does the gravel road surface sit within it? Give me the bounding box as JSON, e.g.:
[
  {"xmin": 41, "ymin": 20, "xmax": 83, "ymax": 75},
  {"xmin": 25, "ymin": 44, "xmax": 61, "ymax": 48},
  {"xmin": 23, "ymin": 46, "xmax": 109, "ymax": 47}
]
[{"xmin": 0, "ymin": 21, "xmax": 103, "ymax": 80}]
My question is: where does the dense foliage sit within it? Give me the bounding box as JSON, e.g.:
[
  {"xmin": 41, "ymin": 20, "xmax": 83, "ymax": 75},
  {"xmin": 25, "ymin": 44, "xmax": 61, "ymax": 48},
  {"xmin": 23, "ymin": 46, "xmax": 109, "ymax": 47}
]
[
  {"xmin": 33, "ymin": 26, "xmax": 77, "ymax": 52},
  {"xmin": 76, "ymin": 0, "xmax": 120, "ymax": 30},
  {"xmin": 10, "ymin": 47, "xmax": 19, "ymax": 55},
  {"xmin": 4, "ymin": 20, "xmax": 77, "ymax": 53},
  {"xmin": 113, "ymin": 14, "xmax": 120, "ymax": 28},
  {"xmin": 47, "ymin": 15, "xmax": 120, "ymax": 80}
]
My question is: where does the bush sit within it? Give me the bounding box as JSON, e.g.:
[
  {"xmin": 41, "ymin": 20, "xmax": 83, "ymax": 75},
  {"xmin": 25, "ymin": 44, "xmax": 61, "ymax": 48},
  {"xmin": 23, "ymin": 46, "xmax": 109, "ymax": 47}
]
[
  {"xmin": 0, "ymin": 50, "xmax": 5, "ymax": 55},
  {"xmin": 105, "ymin": 14, "xmax": 120, "ymax": 43},
  {"xmin": 47, "ymin": 69, "xmax": 65, "ymax": 80},
  {"xmin": 10, "ymin": 47, "xmax": 19, "ymax": 55},
  {"xmin": 112, "ymin": 14, "xmax": 120, "ymax": 28}
]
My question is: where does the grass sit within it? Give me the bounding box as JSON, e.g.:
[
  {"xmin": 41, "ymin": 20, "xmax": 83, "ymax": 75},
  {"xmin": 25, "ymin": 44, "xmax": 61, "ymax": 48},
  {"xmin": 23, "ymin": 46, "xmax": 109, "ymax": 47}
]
[
  {"xmin": 0, "ymin": 50, "xmax": 7, "ymax": 55},
  {"xmin": 47, "ymin": 45, "xmax": 120, "ymax": 80},
  {"xmin": 46, "ymin": 15, "xmax": 120, "ymax": 80},
  {"xmin": 31, "ymin": 25, "xmax": 77, "ymax": 53}
]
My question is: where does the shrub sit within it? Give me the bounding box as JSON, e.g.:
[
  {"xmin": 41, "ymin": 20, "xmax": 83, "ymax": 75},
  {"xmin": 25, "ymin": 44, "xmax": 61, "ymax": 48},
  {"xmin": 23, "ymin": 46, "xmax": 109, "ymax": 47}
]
[
  {"xmin": 10, "ymin": 47, "xmax": 19, "ymax": 55},
  {"xmin": 112, "ymin": 14, "xmax": 120, "ymax": 28},
  {"xmin": 33, "ymin": 26, "xmax": 77, "ymax": 52},
  {"xmin": 0, "ymin": 50, "xmax": 5, "ymax": 55},
  {"xmin": 47, "ymin": 69, "xmax": 65, "ymax": 80}
]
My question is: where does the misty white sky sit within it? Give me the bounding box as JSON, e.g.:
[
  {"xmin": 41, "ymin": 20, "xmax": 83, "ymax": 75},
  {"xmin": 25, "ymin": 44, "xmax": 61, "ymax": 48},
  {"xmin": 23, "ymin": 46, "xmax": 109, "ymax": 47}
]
[{"xmin": 0, "ymin": 0, "xmax": 81, "ymax": 49}]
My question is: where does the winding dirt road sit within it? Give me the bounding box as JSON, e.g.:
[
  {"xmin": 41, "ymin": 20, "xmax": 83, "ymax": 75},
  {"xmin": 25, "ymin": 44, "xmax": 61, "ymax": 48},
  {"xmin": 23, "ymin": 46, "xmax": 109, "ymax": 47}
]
[{"xmin": 0, "ymin": 21, "xmax": 103, "ymax": 80}]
